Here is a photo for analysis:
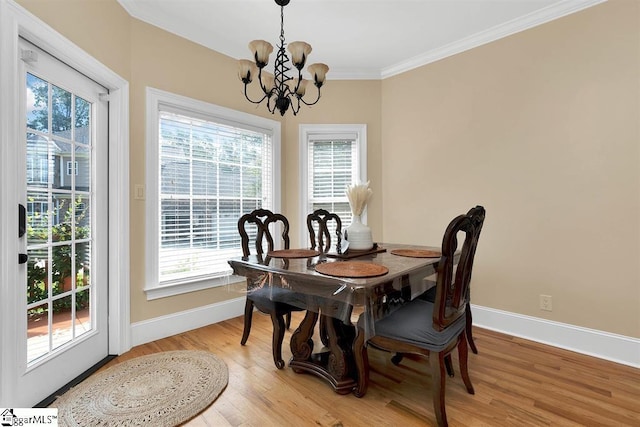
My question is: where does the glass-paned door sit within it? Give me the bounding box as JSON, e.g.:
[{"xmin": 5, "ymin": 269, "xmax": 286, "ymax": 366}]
[{"xmin": 12, "ymin": 38, "xmax": 109, "ymax": 407}]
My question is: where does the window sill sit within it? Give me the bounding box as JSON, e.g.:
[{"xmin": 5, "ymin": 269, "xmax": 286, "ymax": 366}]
[{"xmin": 144, "ymin": 274, "xmax": 246, "ymax": 300}]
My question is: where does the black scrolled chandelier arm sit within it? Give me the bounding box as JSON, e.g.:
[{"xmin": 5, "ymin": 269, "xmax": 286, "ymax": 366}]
[
  {"xmin": 241, "ymin": 63, "xmax": 275, "ymax": 106},
  {"xmin": 242, "ymin": 81, "xmax": 270, "ymax": 107},
  {"xmin": 297, "ymin": 84, "xmax": 322, "ymax": 107}
]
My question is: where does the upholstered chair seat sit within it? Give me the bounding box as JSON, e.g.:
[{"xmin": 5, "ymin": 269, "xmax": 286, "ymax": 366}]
[{"xmin": 360, "ymin": 299, "xmax": 466, "ymax": 352}]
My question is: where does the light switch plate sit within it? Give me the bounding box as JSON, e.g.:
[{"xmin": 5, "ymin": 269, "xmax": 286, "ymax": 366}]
[{"xmin": 134, "ymin": 184, "xmax": 145, "ymax": 200}]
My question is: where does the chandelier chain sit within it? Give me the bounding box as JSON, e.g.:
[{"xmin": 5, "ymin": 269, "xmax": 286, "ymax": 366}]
[
  {"xmin": 280, "ymin": 5, "xmax": 285, "ymax": 45},
  {"xmin": 275, "ymin": 3, "xmax": 292, "ymax": 94}
]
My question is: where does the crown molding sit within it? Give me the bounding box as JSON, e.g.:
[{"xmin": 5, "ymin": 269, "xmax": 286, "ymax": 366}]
[{"xmin": 381, "ymin": 0, "xmax": 606, "ymax": 79}]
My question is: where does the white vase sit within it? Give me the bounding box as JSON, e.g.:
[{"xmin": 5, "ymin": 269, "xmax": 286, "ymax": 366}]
[{"xmin": 344, "ymin": 214, "xmax": 373, "ymax": 250}]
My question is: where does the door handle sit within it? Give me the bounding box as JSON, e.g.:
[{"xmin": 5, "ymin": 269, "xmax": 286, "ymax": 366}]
[
  {"xmin": 19, "ymin": 203, "xmax": 26, "ymax": 238},
  {"xmin": 18, "ymin": 204, "xmax": 28, "ymax": 264}
]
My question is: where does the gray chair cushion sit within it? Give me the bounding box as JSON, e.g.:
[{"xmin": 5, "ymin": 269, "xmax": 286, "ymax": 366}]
[
  {"xmin": 419, "ymin": 286, "xmax": 437, "ymax": 302},
  {"xmin": 359, "ymin": 298, "xmax": 465, "ymax": 352},
  {"xmin": 249, "ymin": 286, "xmax": 305, "ymax": 312}
]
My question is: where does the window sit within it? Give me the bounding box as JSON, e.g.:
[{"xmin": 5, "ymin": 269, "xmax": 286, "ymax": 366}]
[
  {"xmin": 26, "ymin": 200, "xmax": 48, "ymax": 228},
  {"xmin": 66, "ymin": 160, "xmax": 78, "ymax": 175},
  {"xmin": 299, "ymin": 124, "xmax": 367, "ymax": 246},
  {"xmin": 145, "ymin": 88, "xmax": 281, "ymax": 299},
  {"xmin": 26, "ymin": 154, "xmax": 48, "ymax": 184}
]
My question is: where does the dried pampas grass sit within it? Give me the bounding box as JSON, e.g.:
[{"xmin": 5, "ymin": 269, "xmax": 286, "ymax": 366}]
[{"xmin": 346, "ymin": 181, "xmax": 373, "ymax": 216}]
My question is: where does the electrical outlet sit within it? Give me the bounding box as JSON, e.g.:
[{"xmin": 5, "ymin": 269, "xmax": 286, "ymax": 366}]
[{"xmin": 539, "ymin": 294, "xmax": 553, "ymax": 311}]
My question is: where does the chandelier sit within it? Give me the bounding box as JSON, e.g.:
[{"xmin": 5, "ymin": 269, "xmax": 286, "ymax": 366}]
[{"xmin": 237, "ymin": 0, "xmax": 328, "ymax": 116}]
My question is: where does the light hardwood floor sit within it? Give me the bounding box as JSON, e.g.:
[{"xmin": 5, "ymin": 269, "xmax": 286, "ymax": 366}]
[{"xmin": 104, "ymin": 311, "xmax": 640, "ymax": 426}]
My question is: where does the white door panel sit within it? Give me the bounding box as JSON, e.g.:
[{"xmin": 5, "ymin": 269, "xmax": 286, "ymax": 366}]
[{"xmin": 11, "ymin": 39, "xmax": 109, "ymax": 406}]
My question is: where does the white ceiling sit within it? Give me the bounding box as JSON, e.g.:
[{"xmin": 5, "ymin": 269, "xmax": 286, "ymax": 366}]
[{"xmin": 117, "ymin": 0, "xmax": 602, "ymax": 80}]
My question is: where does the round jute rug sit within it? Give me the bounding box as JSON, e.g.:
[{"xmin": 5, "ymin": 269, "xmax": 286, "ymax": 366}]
[{"xmin": 53, "ymin": 350, "xmax": 228, "ymax": 427}]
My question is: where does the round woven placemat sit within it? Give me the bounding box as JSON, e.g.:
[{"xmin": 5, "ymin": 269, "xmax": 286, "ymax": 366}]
[
  {"xmin": 53, "ymin": 350, "xmax": 228, "ymax": 427},
  {"xmin": 315, "ymin": 261, "xmax": 389, "ymax": 278},
  {"xmin": 267, "ymin": 249, "xmax": 321, "ymax": 258},
  {"xmin": 391, "ymin": 248, "xmax": 442, "ymax": 258}
]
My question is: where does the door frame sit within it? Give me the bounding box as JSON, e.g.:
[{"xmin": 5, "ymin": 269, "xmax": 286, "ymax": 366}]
[{"xmin": 0, "ymin": 0, "xmax": 131, "ymax": 405}]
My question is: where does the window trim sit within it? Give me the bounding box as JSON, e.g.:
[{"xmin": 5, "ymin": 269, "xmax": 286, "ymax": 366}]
[
  {"xmin": 145, "ymin": 87, "xmax": 281, "ymax": 300},
  {"xmin": 298, "ymin": 124, "xmax": 367, "ymax": 246}
]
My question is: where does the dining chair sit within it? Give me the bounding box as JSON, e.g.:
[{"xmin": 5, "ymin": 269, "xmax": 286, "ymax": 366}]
[
  {"xmin": 306, "ymin": 208, "xmax": 343, "ymax": 346},
  {"xmin": 238, "ymin": 208, "xmax": 305, "ymax": 369},
  {"xmin": 352, "ymin": 210, "xmax": 479, "ymax": 427},
  {"xmin": 416, "ymin": 205, "xmax": 486, "ymax": 355},
  {"xmin": 307, "ymin": 208, "xmax": 342, "ymax": 253}
]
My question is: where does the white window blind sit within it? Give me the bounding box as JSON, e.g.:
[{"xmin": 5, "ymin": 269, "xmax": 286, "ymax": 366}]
[
  {"xmin": 307, "ymin": 135, "xmax": 355, "ymax": 226},
  {"xmin": 157, "ymin": 110, "xmax": 273, "ymax": 284}
]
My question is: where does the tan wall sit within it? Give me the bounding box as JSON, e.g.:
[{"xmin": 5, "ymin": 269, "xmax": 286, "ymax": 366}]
[
  {"xmin": 16, "ymin": 0, "xmax": 638, "ymax": 337},
  {"xmin": 282, "ymin": 80, "xmax": 383, "ymax": 248},
  {"xmin": 381, "ymin": 0, "xmax": 640, "ymax": 337},
  {"xmin": 16, "ymin": 0, "xmax": 131, "ymax": 80}
]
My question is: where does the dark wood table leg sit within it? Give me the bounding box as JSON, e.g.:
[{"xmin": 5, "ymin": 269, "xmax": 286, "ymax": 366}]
[
  {"xmin": 290, "ymin": 310, "xmax": 317, "ymax": 361},
  {"xmin": 352, "ymin": 326, "xmax": 369, "ymax": 397},
  {"xmin": 289, "ymin": 310, "xmax": 356, "ymax": 395}
]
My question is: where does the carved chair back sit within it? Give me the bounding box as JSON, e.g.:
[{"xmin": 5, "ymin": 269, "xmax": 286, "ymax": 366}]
[
  {"xmin": 238, "ymin": 209, "xmax": 290, "ymax": 258},
  {"xmin": 432, "ymin": 211, "xmax": 478, "ymax": 331},
  {"xmin": 306, "ymin": 209, "xmax": 342, "ymax": 253},
  {"xmin": 463, "ymin": 205, "xmax": 485, "ymax": 298}
]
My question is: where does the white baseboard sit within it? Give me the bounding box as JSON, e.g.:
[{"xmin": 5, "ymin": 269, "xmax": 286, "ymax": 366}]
[
  {"xmin": 130, "ymin": 297, "xmax": 246, "ymax": 347},
  {"xmin": 472, "ymin": 304, "xmax": 640, "ymax": 368},
  {"xmin": 129, "ymin": 298, "xmax": 639, "ymax": 368}
]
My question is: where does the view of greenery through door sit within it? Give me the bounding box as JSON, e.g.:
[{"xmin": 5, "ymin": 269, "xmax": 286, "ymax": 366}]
[{"xmin": 25, "ymin": 72, "xmax": 93, "ymax": 364}]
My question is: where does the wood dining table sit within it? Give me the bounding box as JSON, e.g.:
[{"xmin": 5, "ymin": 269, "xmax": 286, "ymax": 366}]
[{"xmin": 228, "ymin": 243, "xmax": 448, "ymax": 395}]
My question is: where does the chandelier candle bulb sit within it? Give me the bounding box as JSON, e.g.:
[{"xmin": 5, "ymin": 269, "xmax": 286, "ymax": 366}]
[
  {"xmin": 262, "ymin": 74, "xmax": 275, "ymax": 92},
  {"xmin": 288, "ymin": 41, "xmax": 312, "ymax": 68},
  {"xmin": 248, "ymin": 40, "xmax": 274, "ymax": 67},
  {"xmin": 238, "ymin": 59, "xmax": 257, "ymax": 83},
  {"xmin": 290, "ymin": 78, "xmax": 307, "ymax": 96},
  {"xmin": 308, "ymin": 63, "xmax": 329, "ymax": 87}
]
